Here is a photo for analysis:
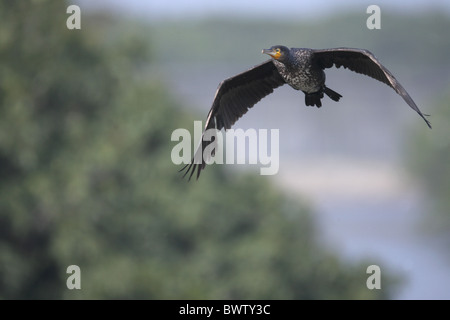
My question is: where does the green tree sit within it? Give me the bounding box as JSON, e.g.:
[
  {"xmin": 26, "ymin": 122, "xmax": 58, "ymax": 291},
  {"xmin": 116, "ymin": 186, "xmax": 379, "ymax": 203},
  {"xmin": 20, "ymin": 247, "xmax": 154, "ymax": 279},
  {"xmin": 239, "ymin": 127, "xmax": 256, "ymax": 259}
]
[{"xmin": 0, "ymin": 0, "xmax": 394, "ymax": 299}]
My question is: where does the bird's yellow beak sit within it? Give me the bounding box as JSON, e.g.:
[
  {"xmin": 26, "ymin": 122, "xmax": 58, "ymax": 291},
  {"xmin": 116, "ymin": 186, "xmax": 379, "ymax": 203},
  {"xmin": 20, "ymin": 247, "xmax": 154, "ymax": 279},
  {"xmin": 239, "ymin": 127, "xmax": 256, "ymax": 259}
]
[{"xmin": 262, "ymin": 48, "xmax": 281, "ymax": 60}]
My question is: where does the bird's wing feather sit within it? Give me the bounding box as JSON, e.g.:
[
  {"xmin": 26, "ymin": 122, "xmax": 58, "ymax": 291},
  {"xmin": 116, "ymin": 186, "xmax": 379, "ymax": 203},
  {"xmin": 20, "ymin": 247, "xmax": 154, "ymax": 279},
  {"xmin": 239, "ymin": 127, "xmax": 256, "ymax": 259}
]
[
  {"xmin": 312, "ymin": 48, "xmax": 431, "ymax": 128},
  {"xmin": 211, "ymin": 60, "xmax": 285, "ymax": 130},
  {"xmin": 181, "ymin": 60, "xmax": 285, "ymax": 180}
]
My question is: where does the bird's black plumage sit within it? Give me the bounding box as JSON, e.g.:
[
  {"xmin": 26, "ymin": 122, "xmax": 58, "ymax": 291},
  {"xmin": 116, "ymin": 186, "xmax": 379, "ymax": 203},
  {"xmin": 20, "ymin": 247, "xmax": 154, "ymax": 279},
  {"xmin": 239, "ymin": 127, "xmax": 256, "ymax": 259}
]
[
  {"xmin": 181, "ymin": 46, "xmax": 431, "ymax": 180},
  {"xmin": 181, "ymin": 60, "xmax": 285, "ymax": 180}
]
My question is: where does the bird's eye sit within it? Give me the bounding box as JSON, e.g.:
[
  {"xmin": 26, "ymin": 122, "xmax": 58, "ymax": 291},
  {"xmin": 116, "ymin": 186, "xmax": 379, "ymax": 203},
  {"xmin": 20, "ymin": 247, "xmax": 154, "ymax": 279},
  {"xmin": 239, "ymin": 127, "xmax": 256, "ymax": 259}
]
[{"xmin": 276, "ymin": 48, "xmax": 280, "ymax": 53}]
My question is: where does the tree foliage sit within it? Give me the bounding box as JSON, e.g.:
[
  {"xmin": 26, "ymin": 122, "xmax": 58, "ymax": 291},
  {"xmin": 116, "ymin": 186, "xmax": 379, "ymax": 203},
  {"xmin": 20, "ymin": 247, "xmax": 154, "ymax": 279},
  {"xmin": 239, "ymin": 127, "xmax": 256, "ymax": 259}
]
[{"xmin": 0, "ymin": 1, "xmax": 392, "ymax": 299}]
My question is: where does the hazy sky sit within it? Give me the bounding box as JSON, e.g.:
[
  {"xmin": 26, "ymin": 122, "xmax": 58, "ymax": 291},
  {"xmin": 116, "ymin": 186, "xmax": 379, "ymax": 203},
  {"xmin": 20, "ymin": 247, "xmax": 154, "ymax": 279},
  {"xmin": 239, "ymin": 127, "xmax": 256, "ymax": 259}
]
[{"xmin": 76, "ymin": 0, "xmax": 450, "ymax": 20}]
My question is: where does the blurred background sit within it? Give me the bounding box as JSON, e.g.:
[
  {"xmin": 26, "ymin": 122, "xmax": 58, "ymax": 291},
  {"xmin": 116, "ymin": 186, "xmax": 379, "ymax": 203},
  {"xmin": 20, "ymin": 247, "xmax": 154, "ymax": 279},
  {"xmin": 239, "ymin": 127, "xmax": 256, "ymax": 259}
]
[{"xmin": 0, "ymin": 0, "xmax": 449, "ymax": 299}]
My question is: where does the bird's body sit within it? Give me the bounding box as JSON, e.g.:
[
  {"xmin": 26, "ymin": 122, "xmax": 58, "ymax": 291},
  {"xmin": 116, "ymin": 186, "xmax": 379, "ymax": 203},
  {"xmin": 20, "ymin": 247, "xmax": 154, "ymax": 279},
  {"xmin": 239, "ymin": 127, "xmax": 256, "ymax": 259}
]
[
  {"xmin": 269, "ymin": 47, "xmax": 342, "ymax": 107},
  {"xmin": 272, "ymin": 48, "xmax": 324, "ymax": 92},
  {"xmin": 181, "ymin": 45, "xmax": 431, "ymax": 180}
]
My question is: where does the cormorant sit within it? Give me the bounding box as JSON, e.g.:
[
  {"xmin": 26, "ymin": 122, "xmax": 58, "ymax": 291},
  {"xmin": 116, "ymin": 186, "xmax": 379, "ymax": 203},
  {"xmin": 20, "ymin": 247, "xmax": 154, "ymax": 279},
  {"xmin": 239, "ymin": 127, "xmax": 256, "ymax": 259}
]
[{"xmin": 181, "ymin": 45, "xmax": 432, "ymax": 180}]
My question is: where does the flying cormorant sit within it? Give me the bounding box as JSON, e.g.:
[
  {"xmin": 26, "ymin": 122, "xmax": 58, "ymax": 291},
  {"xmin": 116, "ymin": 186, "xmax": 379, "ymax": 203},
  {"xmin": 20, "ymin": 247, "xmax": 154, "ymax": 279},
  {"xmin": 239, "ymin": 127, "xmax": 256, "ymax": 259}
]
[{"xmin": 181, "ymin": 45, "xmax": 432, "ymax": 180}]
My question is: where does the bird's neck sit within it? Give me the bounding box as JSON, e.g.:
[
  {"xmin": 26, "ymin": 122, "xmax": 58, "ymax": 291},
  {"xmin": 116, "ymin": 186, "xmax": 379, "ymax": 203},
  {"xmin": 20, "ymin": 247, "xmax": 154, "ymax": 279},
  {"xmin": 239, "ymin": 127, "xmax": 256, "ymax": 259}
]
[{"xmin": 275, "ymin": 56, "xmax": 295, "ymax": 71}]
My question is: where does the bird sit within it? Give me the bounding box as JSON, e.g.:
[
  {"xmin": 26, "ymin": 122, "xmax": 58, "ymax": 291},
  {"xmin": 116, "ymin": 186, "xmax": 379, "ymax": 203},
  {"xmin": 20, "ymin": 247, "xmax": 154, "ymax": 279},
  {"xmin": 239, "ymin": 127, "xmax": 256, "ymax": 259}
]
[{"xmin": 180, "ymin": 45, "xmax": 432, "ymax": 180}]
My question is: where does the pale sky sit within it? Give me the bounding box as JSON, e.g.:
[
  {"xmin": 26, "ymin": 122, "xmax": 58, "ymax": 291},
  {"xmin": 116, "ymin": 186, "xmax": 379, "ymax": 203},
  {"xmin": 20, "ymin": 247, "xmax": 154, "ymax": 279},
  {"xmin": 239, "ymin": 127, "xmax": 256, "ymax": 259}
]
[{"xmin": 75, "ymin": 0, "xmax": 450, "ymax": 20}]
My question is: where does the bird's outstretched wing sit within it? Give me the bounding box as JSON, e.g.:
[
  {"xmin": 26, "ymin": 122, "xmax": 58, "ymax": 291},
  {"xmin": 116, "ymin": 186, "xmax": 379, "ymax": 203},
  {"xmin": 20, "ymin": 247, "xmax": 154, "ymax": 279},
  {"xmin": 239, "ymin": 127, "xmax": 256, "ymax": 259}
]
[
  {"xmin": 180, "ymin": 60, "xmax": 285, "ymax": 180},
  {"xmin": 312, "ymin": 48, "xmax": 431, "ymax": 128}
]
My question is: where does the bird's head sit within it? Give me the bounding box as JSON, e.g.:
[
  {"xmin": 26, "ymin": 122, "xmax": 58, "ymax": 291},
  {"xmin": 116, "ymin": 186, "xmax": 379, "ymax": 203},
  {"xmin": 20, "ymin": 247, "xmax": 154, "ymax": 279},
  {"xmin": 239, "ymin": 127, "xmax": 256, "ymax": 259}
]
[{"xmin": 262, "ymin": 45, "xmax": 290, "ymax": 62}]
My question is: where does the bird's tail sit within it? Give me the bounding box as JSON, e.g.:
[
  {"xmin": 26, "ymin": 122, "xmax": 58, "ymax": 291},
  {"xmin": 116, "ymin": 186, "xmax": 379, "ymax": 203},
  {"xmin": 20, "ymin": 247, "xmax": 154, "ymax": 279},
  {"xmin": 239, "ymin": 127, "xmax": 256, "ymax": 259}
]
[
  {"xmin": 324, "ymin": 86, "xmax": 342, "ymax": 102},
  {"xmin": 305, "ymin": 87, "xmax": 342, "ymax": 108}
]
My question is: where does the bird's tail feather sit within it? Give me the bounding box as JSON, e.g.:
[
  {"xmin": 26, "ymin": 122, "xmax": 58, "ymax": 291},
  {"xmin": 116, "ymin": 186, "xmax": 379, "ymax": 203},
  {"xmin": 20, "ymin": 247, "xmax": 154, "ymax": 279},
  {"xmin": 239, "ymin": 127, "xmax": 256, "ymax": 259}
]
[
  {"xmin": 305, "ymin": 87, "xmax": 342, "ymax": 107},
  {"xmin": 324, "ymin": 86, "xmax": 342, "ymax": 102}
]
